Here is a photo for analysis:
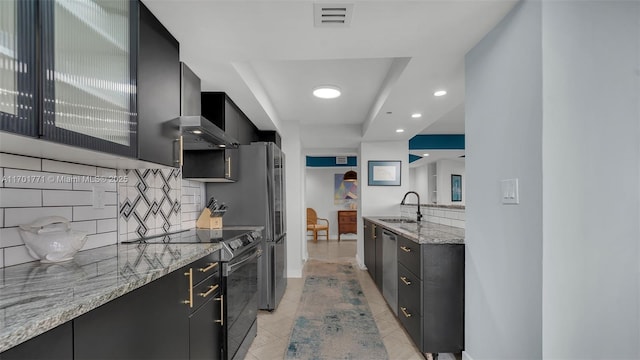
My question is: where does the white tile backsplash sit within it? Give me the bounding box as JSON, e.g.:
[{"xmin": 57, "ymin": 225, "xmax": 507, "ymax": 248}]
[
  {"xmin": 4, "ymin": 207, "xmax": 73, "ymax": 227},
  {"xmin": 0, "ymin": 227, "xmax": 22, "ymax": 247},
  {"xmin": 0, "ymin": 188, "xmax": 42, "ymax": 207},
  {"xmin": 73, "ymin": 205, "xmax": 117, "ymax": 221},
  {"xmin": 83, "ymin": 232, "xmax": 118, "ymax": 250},
  {"xmin": 4, "ymin": 246, "xmax": 36, "ymax": 267},
  {"xmin": 3, "ymin": 169, "xmax": 73, "ymax": 190},
  {"xmin": 1, "ymin": 157, "xmax": 201, "ymax": 268},
  {"xmin": 43, "ymin": 190, "xmax": 92, "ymax": 207},
  {"xmin": 1, "ymin": 156, "xmax": 119, "ymax": 268},
  {"xmin": 97, "ymin": 218, "xmax": 117, "ymax": 233},
  {"xmin": 42, "ymin": 160, "xmax": 97, "ymax": 177},
  {"xmin": 0, "ymin": 153, "xmax": 41, "ymax": 171},
  {"xmin": 71, "ymin": 220, "xmax": 98, "ymax": 235}
]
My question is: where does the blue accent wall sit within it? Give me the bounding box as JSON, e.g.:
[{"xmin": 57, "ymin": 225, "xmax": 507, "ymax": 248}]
[
  {"xmin": 306, "ymin": 156, "xmax": 357, "ymax": 167},
  {"xmin": 409, "ymin": 134, "xmax": 465, "ymax": 150},
  {"xmin": 409, "ymin": 154, "xmax": 422, "ymax": 163}
]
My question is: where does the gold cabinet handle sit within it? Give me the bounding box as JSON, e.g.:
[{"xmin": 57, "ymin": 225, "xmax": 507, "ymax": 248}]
[
  {"xmin": 215, "ymin": 295, "xmax": 224, "ymax": 325},
  {"xmin": 400, "ymin": 276, "xmax": 411, "ymax": 285},
  {"xmin": 400, "ymin": 306, "xmax": 412, "ymax": 318},
  {"xmin": 199, "ymin": 284, "xmax": 218, "ymax": 298},
  {"xmin": 400, "ymin": 246, "xmax": 412, "ymax": 253},
  {"xmin": 199, "ymin": 262, "xmax": 218, "ymax": 273},
  {"xmin": 183, "ymin": 268, "xmax": 193, "ymax": 308},
  {"xmin": 372, "ymin": 224, "xmax": 377, "ymax": 239}
]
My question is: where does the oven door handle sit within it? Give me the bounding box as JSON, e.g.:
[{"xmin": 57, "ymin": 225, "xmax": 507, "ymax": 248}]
[{"xmin": 226, "ymin": 248, "xmax": 262, "ymax": 275}]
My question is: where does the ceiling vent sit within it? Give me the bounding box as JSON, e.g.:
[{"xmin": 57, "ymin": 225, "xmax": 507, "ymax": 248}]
[
  {"xmin": 336, "ymin": 156, "xmax": 348, "ymax": 165},
  {"xmin": 314, "ymin": 3, "xmax": 353, "ymax": 27}
]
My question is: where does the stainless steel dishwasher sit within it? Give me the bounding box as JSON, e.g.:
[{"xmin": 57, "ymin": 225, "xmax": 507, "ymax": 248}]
[{"xmin": 382, "ymin": 229, "xmax": 398, "ymax": 315}]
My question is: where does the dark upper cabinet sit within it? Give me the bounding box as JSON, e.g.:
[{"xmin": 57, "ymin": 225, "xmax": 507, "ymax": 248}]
[
  {"xmin": 201, "ymin": 92, "xmax": 258, "ymax": 146},
  {"xmin": 39, "ymin": 0, "xmax": 139, "ymax": 157},
  {"xmin": 137, "ymin": 2, "xmax": 180, "ymax": 166},
  {"xmin": 183, "ymin": 148, "xmax": 239, "ymax": 182},
  {"xmin": 182, "ymin": 92, "xmax": 257, "ymax": 182},
  {"xmin": 0, "ymin": 0, "xmax": 181, "ymax": 166},
  {"xmin": 0, "ymin": 1, "xmax": 38, "ymax": 137}
]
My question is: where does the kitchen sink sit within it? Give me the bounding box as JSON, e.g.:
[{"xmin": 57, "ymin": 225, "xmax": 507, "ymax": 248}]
[{"xmin": 379, "ymin": 218, "xmax": 417, "ymax": 224}]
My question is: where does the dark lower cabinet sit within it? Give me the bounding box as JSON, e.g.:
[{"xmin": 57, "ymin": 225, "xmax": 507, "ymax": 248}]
[
  {"xmin": 397, "ymin": 235, "xmax": 465, "ymax": 355},
  {"xmin": 0, "ymin": 322, "xmax": 72, "ymax": 360},
  {"xmin": 189, "ymin": 294, "xmax": 223, "ymax": 360},
  {"xmin": 74, "ymin": 268, "xmax": 190, "ymax": 360},
  {"xmin": 363, "ymin": 220, "xmax": 384, "ymax": 290},
  {"xmin": 363, "ymin": 220, "xmax": 375, "ymax": 279}
]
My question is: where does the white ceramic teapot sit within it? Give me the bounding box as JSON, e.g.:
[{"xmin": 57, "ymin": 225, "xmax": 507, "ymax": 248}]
[{"xmin": 19, "ymin": 216, "xmax": 88, "ymax": 263}]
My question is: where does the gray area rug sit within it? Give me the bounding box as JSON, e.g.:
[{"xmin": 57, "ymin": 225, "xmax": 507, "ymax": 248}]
[{"xmin": 286, "ymin": 260, "xmax": 389, "ymax": 360}]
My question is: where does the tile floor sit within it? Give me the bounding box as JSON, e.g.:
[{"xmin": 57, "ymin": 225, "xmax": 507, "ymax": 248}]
[{"xmin": 245, "ymin": 239, "xmax": 456, "ymax": 360}]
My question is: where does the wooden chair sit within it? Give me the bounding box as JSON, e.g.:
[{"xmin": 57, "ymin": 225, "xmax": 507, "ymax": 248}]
[{"xmin": 306, "ymin": 208, "xmax": 329, "ymax": 242}]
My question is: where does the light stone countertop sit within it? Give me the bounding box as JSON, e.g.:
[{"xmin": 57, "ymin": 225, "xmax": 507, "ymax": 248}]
[
  {"xmin": 0, "ymin": 239, "xmax": 222, "ymax": 352},
  {"xmin": 365, "ymin": 217, "xmax": 465, "ymax": 244}
]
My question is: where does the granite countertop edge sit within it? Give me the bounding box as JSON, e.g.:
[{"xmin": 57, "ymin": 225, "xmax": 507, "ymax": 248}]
[
  {"xmin": 365, "ymin": 217, "xmax": 465, "ymax": 244},
  {"xmin": 0, "ymin": 243, "xmax": 220, "ymax": 353}
]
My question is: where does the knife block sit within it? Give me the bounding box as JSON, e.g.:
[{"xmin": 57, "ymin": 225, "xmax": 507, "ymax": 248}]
[{"xmin": 196, "ymin": 208, "xmax": 223, "ymax": 229}]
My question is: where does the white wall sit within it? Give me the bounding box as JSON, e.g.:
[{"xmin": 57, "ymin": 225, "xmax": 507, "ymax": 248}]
[
  {"xmin": 282, "ymin": 121, "xmax": 305, "ymax": 278},
  {"xmin": 305, "ymin": 167, "xmax": 357, "ymax": 239},
  {"xmin": 541, "ymin": 1, "xmax": 640, "ymax": 358},
  {"xmin": 465, "ymin": 1, "xmax": 640, "ymax": 359},
  {"xmin": 357, "ymin": 141, "xmax": 409, "ymax": 267},
  {"xmin": 409, "ymin": 163, "xmax": 429, "ymax": 202},
  {"xmin": 436, "ymin": 159, "xmax": 466, "ymax": 206},
  {"xmin": 465, "ymin": 1, "xmax": 544, "ymax": 358}
]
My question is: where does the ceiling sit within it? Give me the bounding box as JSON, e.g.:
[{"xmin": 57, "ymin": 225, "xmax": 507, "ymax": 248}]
[{"xmin": 142, "ymin": 0, "xmax": 517, "ymax": 156}]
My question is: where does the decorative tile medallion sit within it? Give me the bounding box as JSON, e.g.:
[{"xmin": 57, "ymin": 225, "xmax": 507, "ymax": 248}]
[{"xmin": 118, "ymin": 169, "xmax": 182, "ymax": 240}]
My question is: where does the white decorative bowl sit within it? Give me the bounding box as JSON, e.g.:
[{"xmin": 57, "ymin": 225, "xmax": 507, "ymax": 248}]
[{"xmin": 19, "ymin": 216, "xmax": 88, "ymax": 263}]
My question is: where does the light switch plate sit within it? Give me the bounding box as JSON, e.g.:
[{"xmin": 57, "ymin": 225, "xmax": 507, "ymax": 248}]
[{"xmin": 501, "ymin": 178, "xmax": 519, "ymax": 204}]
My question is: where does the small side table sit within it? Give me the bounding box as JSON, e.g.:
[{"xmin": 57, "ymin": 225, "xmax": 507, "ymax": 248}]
[{"xmin": 337, "ymin": 210, "xmax": 357, "ymax": 241}]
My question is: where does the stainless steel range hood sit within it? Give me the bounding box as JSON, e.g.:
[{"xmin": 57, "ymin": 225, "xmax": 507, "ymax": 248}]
[{"xmin": 166, "ymin": 63, "xmax": 239, "ymax": 150}]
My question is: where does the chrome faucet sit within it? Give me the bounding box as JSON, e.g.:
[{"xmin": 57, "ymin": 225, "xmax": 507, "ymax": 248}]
[{"xmin": 400, "ymin": 191, "xmax": 423, "ymax": 222}]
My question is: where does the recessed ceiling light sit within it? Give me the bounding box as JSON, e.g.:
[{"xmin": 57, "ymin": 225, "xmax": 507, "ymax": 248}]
[
  {"xmin": 434, "ymin": 90, "xmax": 447, "ymax": 97},
  {"xmin": 396, "ymin": 128, "xmax": 404, "ymax": 133},
  {"xmin": 192, "ymin": 130, "xmax": 202, "ymax": 134},
  {"xmin": 423, "ymin": 153, "xmax": 429, "ymax": 156},
  {"xmin": 411, "ymin": 113, "xmax": 422, "ymax": 118},
  {"xmin": 313, "ymin": 85, "xmax": 341, "ymax": 99}
]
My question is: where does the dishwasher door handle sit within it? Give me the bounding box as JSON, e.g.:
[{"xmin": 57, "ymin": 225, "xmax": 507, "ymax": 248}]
[{"xmin": 382, "ymin": 230, "xmax": 396, "ymax": 240}]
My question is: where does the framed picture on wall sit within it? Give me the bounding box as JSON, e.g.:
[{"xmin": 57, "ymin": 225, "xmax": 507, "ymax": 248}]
[
  {"xmin": 368, "ymin": 160, "xmax": 401, "ymax": 186},
  {"xmin": 451, "ymin": 174, "xmax": 462, "ymax": 202}
]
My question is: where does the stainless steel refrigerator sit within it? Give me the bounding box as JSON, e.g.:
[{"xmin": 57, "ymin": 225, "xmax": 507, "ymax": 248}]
[{"xmin": 205, "ymin": 142, "xmax": 287, "ymax": 311}]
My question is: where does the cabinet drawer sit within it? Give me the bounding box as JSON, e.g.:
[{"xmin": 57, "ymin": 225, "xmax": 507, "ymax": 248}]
[
  {"xmin": 191, "ymin": 274, "xmax": 221, "ymax": 313},
  {"xmin": 191, "ymin": 256, "xmax": 220, "ymax": 286},
  {"xmin": 397, "ymin": 236, "xmax": 421, "ymax": 277},
  {"xmin": 339, "ymin": 223, "xmax": 357, "ymax": 232},
  {"xmin": 398, "ymin": 263, "xmax": 422, "ymax": 317},
  {"xmin": 397, "ymin": 302, "xmax": 422, "ymax": 350},
  {"xmin": 339, "ymin": 216, "xmax": 355, "ymax": 224}
]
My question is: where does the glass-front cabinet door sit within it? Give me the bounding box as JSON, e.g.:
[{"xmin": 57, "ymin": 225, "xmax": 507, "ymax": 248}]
[
  {"xmin": 0, "ymin": 0, "xmax": 37, "ymax": 136},
  {"xmin": 40, "ymin": 0, "xmax": 138, "ymax": 156}
]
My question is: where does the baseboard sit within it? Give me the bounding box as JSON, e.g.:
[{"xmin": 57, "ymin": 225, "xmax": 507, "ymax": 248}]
[
  {"xmin": 355, "ymin": 253, "xmax": 366, "ymax": 270},
  {"xmin": 462, "ymin": 351, "xmax": 474, "ymax": 360}
]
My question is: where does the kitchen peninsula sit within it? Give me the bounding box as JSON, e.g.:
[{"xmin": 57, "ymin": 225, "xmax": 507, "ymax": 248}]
[{"xmin": 363, "ymin": 216, "xmax": 465, "ymax": 357}]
